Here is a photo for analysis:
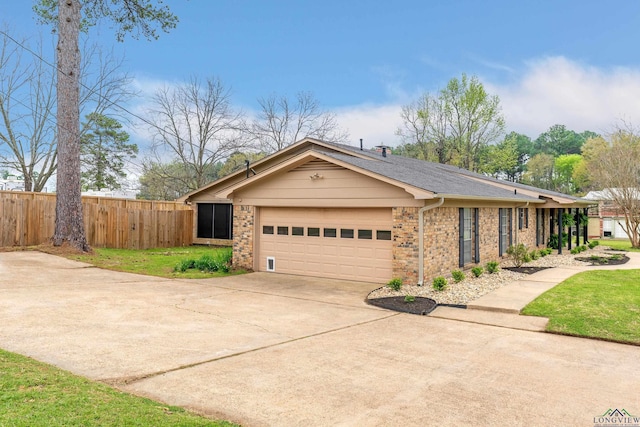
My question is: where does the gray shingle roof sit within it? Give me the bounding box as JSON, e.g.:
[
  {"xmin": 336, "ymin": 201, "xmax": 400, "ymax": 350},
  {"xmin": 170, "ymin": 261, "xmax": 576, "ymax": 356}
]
[{"xmin": 320, "ymin": 142, "xmax": 586, "ymax": 203}]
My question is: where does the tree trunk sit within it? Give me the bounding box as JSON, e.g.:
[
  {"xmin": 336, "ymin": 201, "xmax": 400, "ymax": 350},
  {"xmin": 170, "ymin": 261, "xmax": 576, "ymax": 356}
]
[{"xmin": 53, "ymin": 0, "xmax": 89, "ymax": 251}]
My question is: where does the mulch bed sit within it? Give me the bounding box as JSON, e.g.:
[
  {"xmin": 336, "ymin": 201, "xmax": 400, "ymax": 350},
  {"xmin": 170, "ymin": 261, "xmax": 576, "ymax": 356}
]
[
  {"xmin": 575, "ymin": 255, "xmax": 630, "ymax": 266},
  {"xmin": 366, "ymin": 296, "xmax": 437, "ymax": 315},
  {"xmin": 502, "ymin": 266, "xmax": 553, "ymax": 275}
]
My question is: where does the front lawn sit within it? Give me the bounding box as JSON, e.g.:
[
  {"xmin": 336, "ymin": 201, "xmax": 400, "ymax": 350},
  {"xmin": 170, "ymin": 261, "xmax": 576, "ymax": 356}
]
[
  {"xmin": 67, "ymin": 246, "xmax": 244, "ymax": 279},
  {"xmin": 0, "ymin": 348, "xmax": 237, "ymax": 427},
  {"xmin": 596, "ymin": 239, "xmax": 640, "ymax": 252},
  {"xmin": 522, "ymin": 269, "xmax": 640, "ymax": 345}
]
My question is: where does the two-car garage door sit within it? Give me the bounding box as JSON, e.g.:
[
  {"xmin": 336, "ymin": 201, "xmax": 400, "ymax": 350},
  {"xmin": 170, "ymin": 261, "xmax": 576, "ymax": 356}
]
[{"xmin": 257, "ymin": 207, "xmax": 392, "ymax": 283}]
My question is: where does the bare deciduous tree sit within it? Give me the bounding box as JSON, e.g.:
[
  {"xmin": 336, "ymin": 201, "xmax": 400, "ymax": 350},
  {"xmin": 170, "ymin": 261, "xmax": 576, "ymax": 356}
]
[
  {"xmin": 148, "ymin": 76, "xmax": 247, "ymax": 191},
  {"xmin": 249, "ymin": 91, "xmax": 348, "ymax": 153},
  {"xmin": 395, "ymin": 93, "xmax": 450, "ymax": 163},
  {"xmin": 590, "ymin": 124, "xmax": 640, "ymax": 248},
  {"xmin": 0, "ymin": 29, "xmax": 135, "ymax": 192},
  {"xmin": 0, "ymin": 31, "xmax": 57, "ymax": 192}
]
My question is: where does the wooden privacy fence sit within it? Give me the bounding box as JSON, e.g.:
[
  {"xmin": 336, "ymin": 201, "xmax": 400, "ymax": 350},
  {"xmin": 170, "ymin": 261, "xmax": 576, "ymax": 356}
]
[{"xmin": 0, "ymin": 191, "xmax": 193, "ymax": 249}]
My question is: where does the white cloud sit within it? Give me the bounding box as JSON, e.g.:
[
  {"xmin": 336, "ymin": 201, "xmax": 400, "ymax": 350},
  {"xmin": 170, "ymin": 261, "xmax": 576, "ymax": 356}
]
[
  {"xmin": 334, "ymin": 103, "xmax": 403, "ymax": 148},
  {"xmin": 485, "ymin": 56, "xmax": 640, "ymax": 137},
  {"xmin": 334, "ymin": 56, "xmax": 640, "ymax": 147}
]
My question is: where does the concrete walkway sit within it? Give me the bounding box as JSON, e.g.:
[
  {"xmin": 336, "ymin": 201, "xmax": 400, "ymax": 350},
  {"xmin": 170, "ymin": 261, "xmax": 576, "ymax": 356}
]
[{"xmin": 431, "ymin": 251, "xmax": 640, "ymax": 331}]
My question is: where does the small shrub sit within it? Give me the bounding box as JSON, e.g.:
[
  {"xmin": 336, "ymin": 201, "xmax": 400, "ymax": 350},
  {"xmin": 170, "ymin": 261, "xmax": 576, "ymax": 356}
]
[
  {"xmin": 174, "ymin": 259, "xmax": 196, "ymax": 272},
  {"xmin": 610, "ymin": 254, "xmax": 623, "ymax": 261},
  {"xmin": 387, "ymin": 277, "xmax": 403, "ymax": 291},
  {"xmin": 432, "ymin": 276, "xmax": 448, "ymax": 291},
  {"xmin": 588, "ymin": 240, "xmax": 600, "ymax": 249},
  {"xmin": 579, "ymin": 245, "xmax": 587, "ymax": 252},
  {"xmin": 404, "ymin": 295, "xmax": 416, "ymax": 303},
  {"xmin": 175, "ymin": 249, "xmax": 233, "ymax": 274},
  {"xmin": 506, "ymin": 243, "xmax": 530, "ymax": 267},
  {"xmin": 529, "ymin": 250, "xmax": 539, "ymax": 260},
  {"xmin": 451, "ymin": 270, "xmax": 465, "ymax": 283},
  {"xmin": 212, "ymin": 247, "xmax": 233, "ymax": 273},
  {"xmin": 485, "ymin": 261, "xmax": 499, "ymax": 274},
  {"xmin": 471, "ymin": 266, "xmax": 483, "ymax": 277},
  {"xmin": 538, "ymin": 249, "xmax": 547, "ymax": 257},
  {"xmin": 195, "ymin": 255, "xmax": 216, "ymax": 271},
  {"xmin": 570, "ymin": 248, "xmax": 579, "ymax": 255}
]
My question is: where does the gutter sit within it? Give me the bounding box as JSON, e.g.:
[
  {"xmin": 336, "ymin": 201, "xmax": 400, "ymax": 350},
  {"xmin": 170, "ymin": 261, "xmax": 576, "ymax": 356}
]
[{"xmin": 418, "ymin": 196, "xmax": 445, "ymax": 286}]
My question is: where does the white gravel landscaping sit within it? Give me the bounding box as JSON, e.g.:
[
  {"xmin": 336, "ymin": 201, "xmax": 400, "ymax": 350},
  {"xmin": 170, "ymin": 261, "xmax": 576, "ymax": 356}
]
[{"xmin": 368, "ymin": 245, "xmax": 613, "ymax": 305}]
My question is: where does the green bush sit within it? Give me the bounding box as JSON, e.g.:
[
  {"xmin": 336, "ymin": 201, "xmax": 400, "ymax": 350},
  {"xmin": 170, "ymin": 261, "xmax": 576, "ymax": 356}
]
[
  {"xmin": 485, "ymin": 261, "xmax": 499, "ymax": 274},
  {"xmin": 212, "ymin": 247, "xmax": 233, "ymax": 272},
  {"xmin": 174, "ymin": 248, "xmax": 233, "ymax": 273},
  {"xmin": 538, "ymin": 249, "xmax": 547, "ymax": 257},
  {"xmin": 387, "ymin": 277, "xmax": 403, "ymax": 291},
  {"xmin": 506, "ymin": 243, "xmax": 531, "ymax": 267},
  {"xmin": 404, "ymin": 295, "xmax": 416, "ymax": 303},
  {"xmin": 588, "ymin": 240, "xmax": 600, "ymax": 249},
  {"xmin": 432, "ymin": 276, "xmax": 448, "ymax": 291},
  {"xmin": 570, "ymin": 248, "xmax": 579, "ymax": 255},
  {"xmin": 471, "ymin": 266, "xmax": 483, "ymax": 277},
  {"xmin": 174, "ymin": 259, "xmax": 196, "ymax": 272},
  {"xmin": 194, "ymin": 255, "xmax": 216, "ymax": 271},
  {"xmin": 451, "ymin": 270, "xmax": 465, "ymax": 283},
  {"xmin": 548, "ymin": 233, "xmax": 568, "ymax": 249},
  {"xmin": 580, "ymin": 245, "xmax": 587, "ymax": 252},
  {"xmin": 529, "ymin": 250, "xmax": 540, "ymax": 260}
]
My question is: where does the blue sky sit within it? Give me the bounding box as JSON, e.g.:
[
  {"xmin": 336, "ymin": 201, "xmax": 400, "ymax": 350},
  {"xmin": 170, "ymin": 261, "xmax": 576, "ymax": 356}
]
[{"xmin": 4, "ymin": 0, "xmax": 640, "ymax": 148}]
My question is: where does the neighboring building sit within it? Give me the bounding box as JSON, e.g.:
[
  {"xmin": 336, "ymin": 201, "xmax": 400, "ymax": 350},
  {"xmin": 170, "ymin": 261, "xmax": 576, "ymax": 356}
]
[
  {"xmin": 584, "ymin": 188, "xmax": 639, "ymax": 239},
  {"xmin": 81, "ymin": 189, "xmax": 138, "ymax": 200},
  {"xmin": 180, "ymin": 138, "xmax": 591, "ymax": 284},
  {"xmin": 0, "ymin": 176, "xmax": 25, "ymax": 191}
]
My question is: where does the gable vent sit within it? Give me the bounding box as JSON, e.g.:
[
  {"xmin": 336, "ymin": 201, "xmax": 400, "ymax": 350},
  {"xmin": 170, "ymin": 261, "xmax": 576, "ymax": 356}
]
[{"xmin": 291, "ymin": 159, "xmax": 345, "ymax": 172}]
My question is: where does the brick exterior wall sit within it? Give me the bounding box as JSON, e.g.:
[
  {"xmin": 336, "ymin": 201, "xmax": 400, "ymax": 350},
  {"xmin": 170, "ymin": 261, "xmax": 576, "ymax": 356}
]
[
  {"xmin": 392, "ymin": 207, "xmax": 420, "ymax": 284},
  {"xmin": 391, "ymin": 206, "xmax": 549, "ymax": 286},
  {"xmin": 478, "ymin": 207, "xmax": 500, "ymax": 262},
  {"xmin": 232, "ymin": 205, "xmax": 255, "ymax": 271},
  {"xmin": 515, "ymin": 208, "xmax": 537, "ymax": 248},
  {"xmin": 423, "ymin": 207, "xmax": 459, "ymax": 280}
]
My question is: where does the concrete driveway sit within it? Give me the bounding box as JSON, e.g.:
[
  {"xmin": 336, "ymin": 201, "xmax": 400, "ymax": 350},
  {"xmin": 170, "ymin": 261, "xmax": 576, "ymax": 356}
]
[{"xmin": 0, "ymin": 251, "xmax": 638, "ymax": 426}]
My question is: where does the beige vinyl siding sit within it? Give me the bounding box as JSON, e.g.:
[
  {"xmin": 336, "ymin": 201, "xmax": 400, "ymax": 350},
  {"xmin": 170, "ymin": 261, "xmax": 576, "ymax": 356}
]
[
  {"xmin": 234, "ymin": 160, "xmax": 421, "ymax": 208},
  {"xmin": 257, "ymin": 207, "xmax": 392, "ymax": 283}
]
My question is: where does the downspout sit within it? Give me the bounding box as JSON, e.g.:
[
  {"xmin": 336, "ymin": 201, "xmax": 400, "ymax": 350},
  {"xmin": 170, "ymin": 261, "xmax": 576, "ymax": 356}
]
[{"xmin": 418, "ymin": 197, "xmax": 445, "ymax": 286}]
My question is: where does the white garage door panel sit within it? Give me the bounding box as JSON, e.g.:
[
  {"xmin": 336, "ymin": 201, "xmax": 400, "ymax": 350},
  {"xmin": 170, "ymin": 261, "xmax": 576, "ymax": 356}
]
[{"xmin": 258, "ymin": 207, "xmax": 392, "ymax": 283}]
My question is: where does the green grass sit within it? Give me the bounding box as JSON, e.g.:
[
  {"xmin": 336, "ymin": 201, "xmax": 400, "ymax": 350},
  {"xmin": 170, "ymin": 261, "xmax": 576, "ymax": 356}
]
[
  {"xmin": 595, "ymin": 239, "xmax": 640, "ymax": 252},
  {"xmin": 522, "ymin": 269, "xmax": 640, "ymax": 345},
  {"xmin": 67, "ymin": 246, "xmax": 244, "ymax": 279},
  {"xmin": 0, "ymin": 348, "xmax": 237, "ymax": 427}
]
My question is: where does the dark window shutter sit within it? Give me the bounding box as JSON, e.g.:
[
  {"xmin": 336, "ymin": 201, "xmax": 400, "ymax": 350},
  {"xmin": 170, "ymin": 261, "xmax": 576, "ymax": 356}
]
[
  {"xmin": 474, "ymin": 208, "xmax": 480, "ymax": 263},
  {"xmin": 525, "ymin": 208, "xmax": 529, "ymax": 228},
  {"xmin": 518, "ymin": 208, "xmax": 523, "ymax": 230},
  {"xmin": 509, "ymin": 208, "xmax": 513, "ymax": 247},
  {"xmin": 499, "ymin": 208, "xmax": 504, "ymax": 256},
  {"xmin": 459, "ymin": 208, "xmax": 464, "ymax": 267}
]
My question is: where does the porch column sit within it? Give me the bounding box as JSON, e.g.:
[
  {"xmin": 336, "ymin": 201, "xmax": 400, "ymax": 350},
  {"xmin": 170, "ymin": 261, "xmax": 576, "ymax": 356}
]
[
  {"xmin": 574, "ymin": 208, "xmax": 580, "ymax": 248},
  {"xmin": 583, "ymin": 208, "xmax": 589, "ymax": 244},
  {"xmin": 558, "ymin": 208, "xmax": 563, "ymax": 254},
  {"xmin": 549, "ymin": 208, "xmax": 555, "ymax": 248},
  {"xmin": 567, "ymin": 208, "xmax": 573, "ymax": 251}
]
